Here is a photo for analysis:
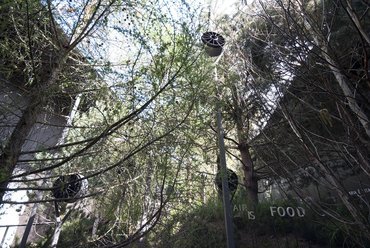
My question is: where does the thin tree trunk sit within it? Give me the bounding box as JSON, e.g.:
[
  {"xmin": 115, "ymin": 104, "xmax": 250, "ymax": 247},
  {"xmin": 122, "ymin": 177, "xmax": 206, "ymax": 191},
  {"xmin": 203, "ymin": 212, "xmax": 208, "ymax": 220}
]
[
  {"xmin": 230, "ymin": 82, "xmax": 259, "ymax": 207},
  {"xmin": 234, "ymin": 112, "xmax": 259, "ymax": 207},
  {"xmin": 0, "ymin": 55, "xmax": 66, "ymax": 202},
  {"xmin": 344, "ymin": 0, "xmax": 370, "ymax": 46},
  {"xmin": 302, "ymin": 14, "xmax": 370, "ymax": 138},
  {"xmin": 91, "ymin": 212, "xmax": 100, "ymax": 238},
  {"xmin": 282, "ymin": 107, "xmax": 370, "ymax": 240},
  {"xmin": 238, "ymin": 141, "xmax": 258, "ymax": 208},
  {"xmin": 320, "ymin": 48, "xmax": 370, "ymax": 138},
  {"xmin": 0, "ymin": 101, "xmax": 42, "ymax": 201}
]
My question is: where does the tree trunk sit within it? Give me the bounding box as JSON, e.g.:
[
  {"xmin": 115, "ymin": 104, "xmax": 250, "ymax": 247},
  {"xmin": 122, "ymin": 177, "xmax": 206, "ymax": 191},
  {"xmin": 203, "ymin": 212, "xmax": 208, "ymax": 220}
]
[
  {"xmin": 0, "ymin": 55, "xmax": 66, "ymax": 202},
  {"xmin": 0, "ymin": 101, "xmax": 42, "ymax": 201},
  {"xmin": 238, "ymin": 142, "xmax": 258, "ymax": 208},
  {"xmin": 230, "ymin": 82, "xmax": 259, "ymax": 207}
]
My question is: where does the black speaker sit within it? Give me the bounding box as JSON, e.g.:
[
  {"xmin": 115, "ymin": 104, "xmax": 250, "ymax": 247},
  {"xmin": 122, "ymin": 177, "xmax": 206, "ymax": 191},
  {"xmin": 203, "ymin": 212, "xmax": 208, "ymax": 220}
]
[
  {"xmin": 201, "ymin": 31, "xmax": 225, "ymax": 57},
  {"xmin": 52, "ymin": 174, "xmax": 86, "ymax": 203}
]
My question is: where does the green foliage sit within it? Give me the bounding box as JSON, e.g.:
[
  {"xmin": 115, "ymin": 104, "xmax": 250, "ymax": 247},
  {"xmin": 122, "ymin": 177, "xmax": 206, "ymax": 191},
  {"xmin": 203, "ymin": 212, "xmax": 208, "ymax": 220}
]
[
  {"xmin": 154, "ymin": 197, "xmax": 226, "ymax": 248},
  {"xmin": 2, "ymin": 0, "xmax": 369, "ymax": 247},
  {"xmin": 154, "ymin": 188, "xmax": 370, "ymax": 248},
  {"xmin": 57, "ymin": 218, "xmax": 95, "ymax": 248}
]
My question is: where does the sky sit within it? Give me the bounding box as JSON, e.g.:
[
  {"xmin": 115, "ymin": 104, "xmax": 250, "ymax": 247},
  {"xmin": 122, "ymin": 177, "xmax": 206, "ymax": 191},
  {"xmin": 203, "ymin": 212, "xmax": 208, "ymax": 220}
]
[
  {"xmin": 208, "ymin": 0, "xmax": 255, "ymax": 18},
  {"xmin": 209, "ymin": 0, "xmax": 241, "ymax": 17},
  {"xmin": 103, "ymin": 0, "xmax": 257, "ymax": 68}
]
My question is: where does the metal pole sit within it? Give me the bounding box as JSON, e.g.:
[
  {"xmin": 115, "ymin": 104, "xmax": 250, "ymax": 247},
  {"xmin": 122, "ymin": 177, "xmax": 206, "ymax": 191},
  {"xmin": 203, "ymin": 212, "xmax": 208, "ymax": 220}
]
[
  {"xmin": 202, "ymin": 29, "xmax": 234, "ymax": 247},
  {"xmin": 0, "ymin": 223, "xmax": 54, "ymax": 228},
  {"xmin": 19, "ymin": 95, "xmax": 82, "ymax": 247},
  {"xmin": 19, "ymin": 204, "xmax": 38, "ymax": 248},
  {"xmin": 19, "ymin": 188, "xmax": 44, "ymax": 248},
  {"xmin": 214, "ymin": 64, "xmax": 235, "ymax": 248},
  {"xmin": 1, "ymin": 226, "xmax": 9, "ymax": 246},
  {"xmin": 51, "ymin": 201, "xmax": 62, "ymax": 248},
  {"xmin": 216, "ymin": 108, "xmax": 236, "ymax": 248}
]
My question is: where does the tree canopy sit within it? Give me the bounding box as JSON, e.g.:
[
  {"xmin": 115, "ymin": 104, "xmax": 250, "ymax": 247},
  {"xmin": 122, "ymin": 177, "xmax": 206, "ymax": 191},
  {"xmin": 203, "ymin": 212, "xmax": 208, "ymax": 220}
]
[{"xmin": 0, "ymin": 0, "xmax": 369, "ymax": 247}]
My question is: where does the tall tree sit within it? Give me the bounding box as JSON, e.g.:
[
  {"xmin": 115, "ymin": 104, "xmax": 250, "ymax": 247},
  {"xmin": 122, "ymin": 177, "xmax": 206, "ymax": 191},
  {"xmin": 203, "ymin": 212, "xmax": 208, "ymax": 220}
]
[
  {"xmin": 0, "ymin": 0, "xmax": 118, "ymax": 201},
  {"xmin": 239, "ymin": 0, "xmax": 370, "ymax": 244},
  {"xmin": 0, "ymin": 0, "xmax": 218, "ymax": 246}
]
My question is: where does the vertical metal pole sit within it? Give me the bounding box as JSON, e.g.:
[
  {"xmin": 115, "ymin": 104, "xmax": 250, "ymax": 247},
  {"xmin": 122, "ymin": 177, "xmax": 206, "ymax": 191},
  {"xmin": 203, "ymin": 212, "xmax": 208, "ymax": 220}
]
[
  {"xmin": 215, "ymin": 66, "xmax": 235, "ymax": 248},
  {"xmin": 51, "ymin": 201, "xmax": 62, "ymax": 248},
  {"xmin": 1, "ymin": 227, "xmax": 9, "ymax": 246},
  {"xmin": 216, "ymin": 108, "xmax": 236, "ymax": 248},
  {"xmin": 20, "ymin": 95, "xmax": 82, "ymax": 247},
  {"xmin": 19, "ymin": 203, "xmax": 38, "ymax": 248},
  {"xmin": 20, "ymin": 186, "xmax": 46, "ymax": 248}
]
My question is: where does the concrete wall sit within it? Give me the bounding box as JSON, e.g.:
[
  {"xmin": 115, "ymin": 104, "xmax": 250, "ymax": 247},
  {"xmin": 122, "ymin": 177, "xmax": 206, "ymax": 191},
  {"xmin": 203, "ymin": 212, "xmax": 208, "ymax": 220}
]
[{"xmin": 0, "ymin": 82, "xmax": 70, "ymax": 247}]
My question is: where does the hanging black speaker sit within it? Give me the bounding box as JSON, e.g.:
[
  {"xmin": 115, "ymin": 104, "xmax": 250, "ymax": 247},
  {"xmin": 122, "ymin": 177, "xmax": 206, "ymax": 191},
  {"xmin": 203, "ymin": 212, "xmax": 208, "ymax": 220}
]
[
  {"xmin": 52, "ymin": 174, "xmax": 87, "ymax": 203},
  {"xmin": 215, "ymin": 169, "xmax": 238, "ymax": 195},
  {"xmin": 201, "ymin": 31, "xmax": 225, "ymax": 57}
]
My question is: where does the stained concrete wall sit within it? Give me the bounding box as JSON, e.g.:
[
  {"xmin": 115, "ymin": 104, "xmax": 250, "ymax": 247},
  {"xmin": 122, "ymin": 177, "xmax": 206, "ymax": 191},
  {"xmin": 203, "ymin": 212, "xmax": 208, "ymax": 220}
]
[{"xmin": 0, "ymin": 82, "xmax": 70, "ymax": 247}]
